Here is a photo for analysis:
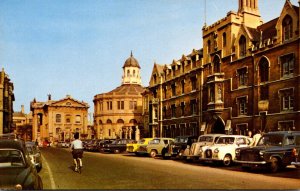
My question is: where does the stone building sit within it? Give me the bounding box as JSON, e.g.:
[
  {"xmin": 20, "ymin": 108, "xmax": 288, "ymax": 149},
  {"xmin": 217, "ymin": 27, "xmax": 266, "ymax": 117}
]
[
  {"xmin": 147, "ymin": 0, "xmax": 300, "ymax": 137},
  {"xmin": 148, "ymin": 50, "xmax": 203, "ymax": 138},
  {"xmin": 13, "ymin": 105, "xmax": 33, "ymax": 141},
  {"xmin": 0, "ymin": 68, "xmax": 15, "ymax": 134},
  {"xmin": 201, "ymin": 0, "xmax": 300, "ymax": 134},
  {"xmin": 30, "ymin": 95, "xmax": 89, "ymax": 144},
  {"xmin": 93, "ymin": 52, "xmax": 145, "ymax": 140}
]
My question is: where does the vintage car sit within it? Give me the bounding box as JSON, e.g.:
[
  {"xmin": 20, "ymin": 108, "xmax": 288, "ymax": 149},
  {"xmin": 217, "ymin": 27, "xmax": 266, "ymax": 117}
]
[
  {"xmin": 183, "ymin": 134, "xmax": 224, "ymax": 162},
  {"xmin": 235, "ymin": 131, "xmax": 300, "ymax": 172},
  {"xmin": 97, "ymin": 139, "xmax": 115, "ymax": 153},
  {"xmin": 164, "ymin": 135, "xmax": 198, "ymax": 159},
  {"xmin": 102, "ymin": 139, "xmax": 135, "ymax": 153},
  {"xmin": 85, "ymin": 139, "xmax": 102, "ymax": 152},
  {"xmin": 0, "ymin": 138, "xmax": 43, "ymax": 190},
  {"xmin": 126, "ymin": 138, "xmax": 154, "ymax": 155},
  {"xmin": 146, "ymin": 138, "xmax": 175, "ymax": 158},
  {"xmin": 200, "ymin": 135, "xmax": 251, "ymax": 166},
  {"xmin": 25, "ymin": 141, "xmax": 42, "ymax": 172}
]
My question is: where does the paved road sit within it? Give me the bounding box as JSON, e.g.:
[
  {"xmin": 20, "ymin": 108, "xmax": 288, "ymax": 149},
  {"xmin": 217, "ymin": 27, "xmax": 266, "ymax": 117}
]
[{"xmin": 39, "ymin": 147, "xmax": 300, "ymax": 189}]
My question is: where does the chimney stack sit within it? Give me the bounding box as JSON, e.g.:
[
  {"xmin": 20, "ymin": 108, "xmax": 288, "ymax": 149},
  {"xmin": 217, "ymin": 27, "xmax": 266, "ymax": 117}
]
[
  {"xmin": 48, "ymin": 94, "xmax": 51, "ymax": 101},
  {"xmin": 21, "ymin": 105, "xmax": 24, "ymax": 114}
]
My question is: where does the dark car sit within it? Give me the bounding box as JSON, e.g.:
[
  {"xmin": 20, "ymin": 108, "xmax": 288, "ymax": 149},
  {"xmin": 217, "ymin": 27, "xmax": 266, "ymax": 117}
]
[
  {"xmin": 235, "ymin": 131, "xmax": 300, "ymax": 172},
  {"xmin": 97, "ymin": 139, "xmax": 115, "ymax": 153},
  {"xmin": 85, "ymin": 139, "xmax": 102, "ymax": 152},
  {"xmin": 25, "ymin": 141, "xmax": 42, "ymax": 172},
  {"xmin": 165, "ymin": 135, "xmax": 198, "ymax": 159},
  {"xmin": 0, "ymin": 137, "xmax": 43, "ymax": 190},
  {"xmin": 102, "ymin": 139, "xmax": 135, "ymax": 153}
]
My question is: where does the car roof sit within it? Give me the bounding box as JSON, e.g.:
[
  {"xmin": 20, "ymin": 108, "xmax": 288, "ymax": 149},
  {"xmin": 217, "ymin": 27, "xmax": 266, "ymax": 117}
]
[
  {"xmin": 0, "ymin": 139, "xmax": 26, "ymax": 151},
  {"xmin": 265, "ymin": 131, "xmax": 300, "ymax": 135}
]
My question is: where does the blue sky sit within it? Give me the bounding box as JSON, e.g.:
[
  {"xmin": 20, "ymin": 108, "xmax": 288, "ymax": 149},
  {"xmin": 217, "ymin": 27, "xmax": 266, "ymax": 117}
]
[{"xmin": 0, "ymin": 0, "xmax": 297, "ymax": 113}]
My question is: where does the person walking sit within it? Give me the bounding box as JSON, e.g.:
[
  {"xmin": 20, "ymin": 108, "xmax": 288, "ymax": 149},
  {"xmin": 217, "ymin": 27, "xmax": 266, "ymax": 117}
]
[{"xmin": 251, "ymin": 130, "xmax": 262, "ymax": 146}]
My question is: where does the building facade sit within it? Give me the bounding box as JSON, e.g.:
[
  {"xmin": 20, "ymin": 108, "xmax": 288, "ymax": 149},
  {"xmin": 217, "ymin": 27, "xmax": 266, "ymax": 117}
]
[
  {"xmin": 148, "ymin": 50, "xmax": 203, "ymax": 138},
  {"xmin": 201, "ymin": 0, "xmax": 299, "ymax": 134},
  {"xmin": 93, "ymin": 53, "xmax": 146, "ymax": 140},
  {"xmin": 147, "ymin": 0, "xmax": 300, "ymax": 138},
  {"xmin": 13, "ymin": 105, "xmax": 33, "ymax": 141},
  {"xmin": 30, "ymin": 95, "xmax": 89, "ymax": 144},
  {"xmin": 0, "ymin": 68, "xmax": 15, "ymax": 134}
]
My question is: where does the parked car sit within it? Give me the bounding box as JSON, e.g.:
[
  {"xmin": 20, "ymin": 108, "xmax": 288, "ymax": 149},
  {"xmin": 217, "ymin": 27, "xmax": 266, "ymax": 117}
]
[
  {"xmin": 200, "ymin": 135, "xmax": 251, "ymax": 166},
  {"xmin": 183, "ymin": 134, "xmax": 224, "ymax": 162},
  {"xmin": 85, "ymin": 139, "xmax": 102, "ymax": 151},
  {"xmin": 164, "ymin": 135, "xmax": 198, "ymax": 159},
  {"xmin": 97, "ymin": 139, "xmax": 115, "ymax": 153},
  {"xmin": 102, "ymin": 139, "xmax": 135, "ymax": 153},
  {"xmin": 126, "ymin": 138, "xmax": 154, "ymax": 155},
  {"xmin": 25, "ymin": 142, "xmax": 42, "ymax": 172},
  {"xmin": 235, "ymin": 131, "xmax": 300, "ymax": 172},
  {"xmin": 146, "ymin": 138, "xmax": 175, "ymax": 158},
  {"xmin": 0, "ymin": 137, "xmax": 43, "ymax": 190}
]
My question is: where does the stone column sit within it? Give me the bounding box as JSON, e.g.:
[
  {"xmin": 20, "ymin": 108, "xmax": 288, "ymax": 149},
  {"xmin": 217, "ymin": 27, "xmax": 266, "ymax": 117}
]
[{"xmin": 135, "ymin": 126, "xmax": 140, "ymax": 141}]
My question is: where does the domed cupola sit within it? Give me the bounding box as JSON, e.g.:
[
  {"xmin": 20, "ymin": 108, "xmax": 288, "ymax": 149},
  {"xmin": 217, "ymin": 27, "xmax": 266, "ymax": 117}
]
[
  {"xmin": 123, "ymin": 51, "xmax": 141, "ymax": 69},
  {"xmin": 122, "ymin": 51, "xmax": 142, "ymax": 85}
]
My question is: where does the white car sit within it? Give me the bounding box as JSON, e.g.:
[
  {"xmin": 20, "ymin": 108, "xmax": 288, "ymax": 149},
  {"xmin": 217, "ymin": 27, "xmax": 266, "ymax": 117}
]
[
  {"xmin": 183, "ymin": 134, "xmax": 224, "ymax": 161},
  {"xmin": 200, "ymin": 135, "xmax": 251, "ymax": 166}
]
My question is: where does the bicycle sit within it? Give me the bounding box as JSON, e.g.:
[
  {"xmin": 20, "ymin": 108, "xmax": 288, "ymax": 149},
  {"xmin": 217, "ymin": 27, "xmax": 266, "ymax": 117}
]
[{"xmin": 74, "ymin": 157, "xmax": 82, "ymax": 174}]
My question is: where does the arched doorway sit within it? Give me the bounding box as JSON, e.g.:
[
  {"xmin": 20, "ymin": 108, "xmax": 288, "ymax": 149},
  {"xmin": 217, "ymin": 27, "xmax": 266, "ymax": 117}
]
[{"xmin": 212, "ymin": 117, "xmax": 225, "ymax": 134}]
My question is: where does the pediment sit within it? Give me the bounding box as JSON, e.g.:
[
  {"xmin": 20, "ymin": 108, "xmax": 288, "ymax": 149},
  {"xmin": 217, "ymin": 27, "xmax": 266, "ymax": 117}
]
[{"xmin": 50, "ymin": 97, "xmax": 88, "ymax": 108}]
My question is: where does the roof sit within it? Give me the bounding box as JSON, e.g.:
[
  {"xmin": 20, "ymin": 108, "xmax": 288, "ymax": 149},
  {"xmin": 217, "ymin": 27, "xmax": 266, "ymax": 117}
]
[
  {"xmin": 106, "ymin": 84, "xmax": 145, "ymax": 95},
  {"xmin": 123, "ymin": 52, "xmax": 140, "ymax": 69},
  {"xmin": 0, "ymin": 139, "xmax": 25, "ymax": 151}
]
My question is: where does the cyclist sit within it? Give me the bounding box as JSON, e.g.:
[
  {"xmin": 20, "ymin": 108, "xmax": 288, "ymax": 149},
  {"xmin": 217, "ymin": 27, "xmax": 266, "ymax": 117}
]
[{"xmin": 70, "ymin": 132, "xmax": 83, "ymax": 172}]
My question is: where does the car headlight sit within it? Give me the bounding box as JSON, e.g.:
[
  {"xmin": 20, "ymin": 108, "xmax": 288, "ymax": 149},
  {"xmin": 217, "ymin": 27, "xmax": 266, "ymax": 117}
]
[
  {"xmin": 199, "ymin": 147, "xmax": 203, "ymax": 153},
  {"xmin": 214, "ymin": 148, "xmax": 219, "ymax": 153},
  {"xmin": 235, "ymin": 149, "xmax": 240, "ymax": 155},
  {"xmin": 15, "ymin": 184, "xmax": 22, "ymax": 190},
  {"xmin": 259, "ymin": 151, "xmax": 264, "ymax": 156}
]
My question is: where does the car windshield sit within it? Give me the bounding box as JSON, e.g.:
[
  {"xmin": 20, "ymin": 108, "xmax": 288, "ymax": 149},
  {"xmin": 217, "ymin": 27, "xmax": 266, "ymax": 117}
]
[
  {"xmin": 175, "ymin": 137, "xmax": 188, "ymax": 143},
  {"xmin": 0, "ymin": 149, "xmax": 25, "ymax": 168},
  {"xmin": 257, "ymin": 134, "xmax": 284, "ymax": 146},
  {"xmin": 137, "ymin": 139, "xmax": 146, "ymax": 144},
  {"xmin": 216, "ymin": 137, "xmax": 235, "ymax": 144},
  {"xmin": 199, "ymin": 136, "xmax": 213, "ymax": 143}
]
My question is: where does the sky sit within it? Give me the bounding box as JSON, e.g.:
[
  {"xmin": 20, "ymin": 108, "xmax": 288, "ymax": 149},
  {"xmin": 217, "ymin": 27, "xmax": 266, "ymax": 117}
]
[{"xmin": 0, "ymin": 0, "xmax": 298, "ymax": 114}]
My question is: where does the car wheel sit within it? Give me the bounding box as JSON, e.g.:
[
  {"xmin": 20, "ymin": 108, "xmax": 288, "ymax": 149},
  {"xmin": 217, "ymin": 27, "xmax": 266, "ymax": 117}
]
[
  {"xmin": 150, "ymin": 150, "xmax": 157, "ymax": 158},
  {"xmin": 269, "ymin": 157, "xmax": 279, "ymax": 173},
  {"xmin": 223, "ymin": 154, "xmax": 232, "ymax": 166}
]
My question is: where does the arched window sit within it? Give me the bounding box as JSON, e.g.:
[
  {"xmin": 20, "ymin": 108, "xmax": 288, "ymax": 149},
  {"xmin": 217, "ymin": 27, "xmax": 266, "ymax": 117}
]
[
  {"xmin": 56, "ymin": 114, "xmax": 61, "ymax": 123},
  {"xmin": 239, "ymin": 35, "xmax": 246, "ymax": 57},
  {"xmin": 127, "ymin": 69, "xmax": 130, "ymax": 77},
  {"xmin": 282, "ymin": 15, "xmax": 293, "ymax": 41},
  {"xmin": 222, "ymin": 32, "xmax": 227, "ymax": 47},
  {"xmin": 117, "ymin": 119, "xmax": 124, "ymax": 124},
  {"xmin": 107, "ymin": 119, "xmax": 112, "ymax": 124},
  {"xmin": 99, "ymin": 120, "xmax": 102, "ymax": 124},
  {"xmin": 259, "ymin": 58, "xmax": 269, "ymax": 82},
  {"xmin": 129, "ymin": 119, "xmax": 137, "ymax": 124},
  {"xmin": 133, "ymin": 70, "xmax": 136, "ymax": 77},
  {"xmin": 213, "ymin": 56, "xmax": 221, "ymax": 73}
]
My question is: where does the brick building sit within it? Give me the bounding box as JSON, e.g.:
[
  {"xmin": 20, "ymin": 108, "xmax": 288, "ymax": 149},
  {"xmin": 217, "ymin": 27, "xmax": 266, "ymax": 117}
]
[{"xmin": 147, "ymin": 0, "xmax": 300, "ymax": 138}]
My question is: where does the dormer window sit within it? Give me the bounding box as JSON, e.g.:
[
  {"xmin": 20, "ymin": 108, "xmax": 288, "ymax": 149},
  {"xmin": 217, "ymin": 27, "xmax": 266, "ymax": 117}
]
[{"xmin": 282, "ymin": 15, "xmax": 293, "ymax": 42}]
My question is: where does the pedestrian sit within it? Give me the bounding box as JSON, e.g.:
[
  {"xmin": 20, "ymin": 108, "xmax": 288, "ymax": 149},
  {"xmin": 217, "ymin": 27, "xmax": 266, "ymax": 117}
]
[{"xmin": 251, "ymin": 130, "xmax": 262, "ymax": 146}]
